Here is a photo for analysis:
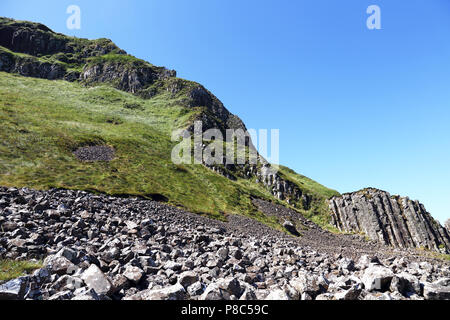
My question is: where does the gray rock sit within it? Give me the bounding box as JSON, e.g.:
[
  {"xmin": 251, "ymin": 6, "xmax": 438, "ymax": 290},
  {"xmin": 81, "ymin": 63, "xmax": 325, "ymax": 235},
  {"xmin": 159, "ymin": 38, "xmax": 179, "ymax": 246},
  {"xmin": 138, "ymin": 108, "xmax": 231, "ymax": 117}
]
[
  {"xmin": 290, "ymin": 272, "xmax": 322, "ymax": 296},
  {"xmin": 264, "ymin": 289, "xmax": 291, "ymax": 300},
  {"xmin": 200, "ymin": 283, "xmax": 230, "ymax": 300},
  {"xmin": 334, "ymin": 284, "xmax": 363, "ymax": 300},
  {"xmin": 123, "ymin": 266, "xmax": 144, "ymax": 283},
  {"xmin": 216, "ymin": 248, "xmax": 229, "ymax": 260},
  {"xmin": 48, "ymin": 290, "xmax": 74, "ymax": 300},
  {"xmin": 44, "ymin": 255, "xmax": 76, "ymax": 276},
  {"xmin": 178, "ymin": 271, "xmax": 199, "ymax": 289},
  {"xmin": 0, "ymin": 277, "xmax": 29, "ymax": 300},
  {"xmin": 329, "ymin": 189, "xmax": 450, "ymax": 252},
  {"xmin": 187, "ymin": 281, "xmax": 204, "ymax": 296},
  {"xmin": 71, "ymin": 288, "xmax": 100, "ymax": 301},
  {"xmin": 389, "ymin": 272, "xmax": 421, "ymax": 296},
  {"xmin": 81, "ymin": 264, "xmax": 114, "ymax": 296},
  {"xmin": 137, "ymin": 283, "xmax": 187, "ymax": 300},
  {"xmin": 423, "ymin": 279, "xmax": 450, "ymax": 300},
  {"xmin": 362, "ymin": 265, "xmax": 394, "ymax": 292},
  {"xmin": 283, "ymin": 221, "xmax": 300, "ymax": 236}
]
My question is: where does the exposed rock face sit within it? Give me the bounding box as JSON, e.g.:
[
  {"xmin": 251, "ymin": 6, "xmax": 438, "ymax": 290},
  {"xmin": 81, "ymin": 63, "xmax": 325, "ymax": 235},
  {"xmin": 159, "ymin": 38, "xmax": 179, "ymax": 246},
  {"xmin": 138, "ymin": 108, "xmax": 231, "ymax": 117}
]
[
  {"xmin": 80, "ymin": 61, "xmax": 176, "ymax": 95},
  {"xmin": 329, "ymin": 189, "xmax": 450, "ymax": 253}
]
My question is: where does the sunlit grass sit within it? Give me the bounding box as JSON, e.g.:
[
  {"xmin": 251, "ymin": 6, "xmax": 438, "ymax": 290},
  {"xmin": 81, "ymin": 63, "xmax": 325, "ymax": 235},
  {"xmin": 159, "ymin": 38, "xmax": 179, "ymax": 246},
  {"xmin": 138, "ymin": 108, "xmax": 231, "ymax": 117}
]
[{"xmin": 0, "ymin": 260, "xmax": 42, "ymax": 282}]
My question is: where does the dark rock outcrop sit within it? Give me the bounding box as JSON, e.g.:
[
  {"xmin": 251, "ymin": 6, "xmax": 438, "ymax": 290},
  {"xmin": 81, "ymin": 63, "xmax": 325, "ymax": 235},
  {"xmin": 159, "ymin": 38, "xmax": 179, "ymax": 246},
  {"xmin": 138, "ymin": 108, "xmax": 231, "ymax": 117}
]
[
  {"xmin": 328, "ymin": 188, "xmax": 450, "ymax": 253},
  {"xmin": 80, "ymin": 61, "xmax": 175, "ymax": 94}
]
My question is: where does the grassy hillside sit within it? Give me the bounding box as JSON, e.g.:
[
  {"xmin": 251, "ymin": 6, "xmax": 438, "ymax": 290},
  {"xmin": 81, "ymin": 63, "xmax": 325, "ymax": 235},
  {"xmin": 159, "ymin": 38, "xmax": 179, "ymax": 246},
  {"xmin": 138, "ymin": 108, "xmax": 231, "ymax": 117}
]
[
  {"xmin": 278, "ymin": 166, "xmax": 340, "ymax": 227},
  {"xmin": 0, "ymin": 70, "xmax": 338, "ymax": 229}
]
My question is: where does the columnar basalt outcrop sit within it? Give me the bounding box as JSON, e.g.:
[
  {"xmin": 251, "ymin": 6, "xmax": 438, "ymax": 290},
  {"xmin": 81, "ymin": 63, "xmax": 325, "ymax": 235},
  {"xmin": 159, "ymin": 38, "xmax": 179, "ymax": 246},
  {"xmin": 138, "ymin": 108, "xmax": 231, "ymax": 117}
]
[{"xmin": 328, "ymin": 189, "xmax": 450, "ymax": 253}]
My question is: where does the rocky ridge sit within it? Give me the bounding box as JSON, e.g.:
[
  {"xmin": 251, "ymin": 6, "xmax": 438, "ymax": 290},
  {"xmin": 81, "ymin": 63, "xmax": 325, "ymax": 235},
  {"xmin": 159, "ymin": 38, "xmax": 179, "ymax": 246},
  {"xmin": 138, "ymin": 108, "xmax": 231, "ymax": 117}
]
[
  {"xmin": 1, "ymin": 187, "xmax": 449, "ymax": 301},
  {"xmin": 329, "ymin": 188, "xmax": 450, "ymax": 253}
]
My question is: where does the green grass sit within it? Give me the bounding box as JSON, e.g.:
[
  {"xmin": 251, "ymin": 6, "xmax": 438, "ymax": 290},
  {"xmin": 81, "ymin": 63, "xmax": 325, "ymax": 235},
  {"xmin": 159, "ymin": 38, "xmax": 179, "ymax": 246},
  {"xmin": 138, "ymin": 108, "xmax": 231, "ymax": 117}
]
[
  {"xmin": 0, "ymin": 260, "xmax": 42, "ymax": 281},
  {"xmin": 0, "ymin": 71, "xmax": 341, "ymax": 230},
  {"xmin": 278, "ymin": 165, "xmax": 340, "ymax": 229},
  {"xmin": 278, "ymin": 165, "xmax": 339, "ymax": 199},
  {"xmin": 0, "ymin": 72, "xmax": 271, "ymax": 222},
  {"xmin": 87, "ymin": 53, "xmax": 152, "ymax": 68}
]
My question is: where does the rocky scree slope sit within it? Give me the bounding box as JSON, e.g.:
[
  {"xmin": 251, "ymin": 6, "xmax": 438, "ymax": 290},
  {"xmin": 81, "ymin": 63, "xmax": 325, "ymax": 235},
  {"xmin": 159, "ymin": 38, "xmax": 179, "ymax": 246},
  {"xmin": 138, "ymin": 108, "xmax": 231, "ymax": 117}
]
[
  {"xmin": 1, "ymin": 187, "xmax": 450, "ymax": 301},
  {"xmin": 329, "ymin": 189, "xmax": 450, "ymax": 253}
]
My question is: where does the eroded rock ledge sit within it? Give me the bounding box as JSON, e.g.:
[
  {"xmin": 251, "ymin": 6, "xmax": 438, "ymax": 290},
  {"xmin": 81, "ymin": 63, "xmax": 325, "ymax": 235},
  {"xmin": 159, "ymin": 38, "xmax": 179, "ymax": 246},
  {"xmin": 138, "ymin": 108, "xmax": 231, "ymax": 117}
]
[{"xmin": 328, "ymin": 188, "xmax": 450, "ymax": 253}]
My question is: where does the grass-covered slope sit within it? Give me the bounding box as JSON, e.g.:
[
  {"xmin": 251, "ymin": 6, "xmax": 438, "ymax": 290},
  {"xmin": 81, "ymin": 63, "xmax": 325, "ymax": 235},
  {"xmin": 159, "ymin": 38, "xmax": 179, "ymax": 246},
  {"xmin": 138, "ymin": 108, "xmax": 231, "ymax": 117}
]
[
  {"xmin": 0, "ymin": 72, "xmax": 270, "ymax": 222},
  {"xmin": 0, "ymin": 71, "xmax": 338, "ymax": 228},
  {"xmin": 0, "ymin": 17, "xmax": 342, "ymax": 231}
]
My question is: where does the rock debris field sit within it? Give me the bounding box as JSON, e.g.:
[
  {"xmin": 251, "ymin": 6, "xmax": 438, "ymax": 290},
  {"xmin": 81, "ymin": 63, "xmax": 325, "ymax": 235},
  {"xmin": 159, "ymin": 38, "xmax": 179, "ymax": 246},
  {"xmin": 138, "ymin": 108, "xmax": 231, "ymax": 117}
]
[
  {"xmin": 73, "ymin": 145, "xmax": 115, "ymax": 162},
  {"xmin": 0, "ymin": 187, "xmax": 449, "ymax": 300}
]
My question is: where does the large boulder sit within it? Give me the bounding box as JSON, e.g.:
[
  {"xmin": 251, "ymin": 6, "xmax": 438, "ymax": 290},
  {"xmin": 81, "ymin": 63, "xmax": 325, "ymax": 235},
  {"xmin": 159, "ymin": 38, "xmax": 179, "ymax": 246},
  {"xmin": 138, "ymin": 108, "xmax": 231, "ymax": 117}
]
[
  {"xmin": 200, "ymin": 278, "xmax": 242, "ymax": 300},
  {"xmin": 122, "ymin": 266, "xmax": 144, "ymax": 284},
  {"xmin": 423, "ymin": 279, "xmax": 450, "ymax": 300},
  {"xmin": 264, "ymin": 289, "xmax": 291, "ymax": 300},
  {"xmin": 0, "ymin": 277, "xmax": 29, "ymax": 300},
  {"xmin": 81, "ymin": 264, "xmax": 114, "ymax": 296},
  {"xmin": 178, "ymin": 271, "xmax": 199, "ymax": 289},
  {"xmin": 135, "ymin": 283, "xmax": 187, "ymax": 300},
  {"xmin": 389, "ymin": 272, "xmax": 421, "ymax": 296},
  {"xmin": 290, "ymin": 272, "xmax": 323, "ymax": 297},
  {"xmin": 361, "ymin": 265, "xmax": 394, "ymax": 292}
]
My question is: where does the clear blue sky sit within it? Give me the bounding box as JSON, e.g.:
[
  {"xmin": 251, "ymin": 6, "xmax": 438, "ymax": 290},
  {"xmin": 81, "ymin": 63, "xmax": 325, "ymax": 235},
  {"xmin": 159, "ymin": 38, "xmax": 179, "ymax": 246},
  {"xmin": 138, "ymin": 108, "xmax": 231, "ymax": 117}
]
[{"xmin": 2, "ymin": 0, "xmax": 449, "ymax": 223}]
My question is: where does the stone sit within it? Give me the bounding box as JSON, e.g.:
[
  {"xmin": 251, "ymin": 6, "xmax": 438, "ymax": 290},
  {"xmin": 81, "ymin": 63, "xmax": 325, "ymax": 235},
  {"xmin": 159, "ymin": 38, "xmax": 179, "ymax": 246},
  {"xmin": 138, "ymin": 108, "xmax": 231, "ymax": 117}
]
[
  {"xmin": 361, "ymin": 265, "xmax": 394, "ymax": 292},
  {"xmin": 44, "ymin": 255, "xmax": 76, "ymax": 276},
  {"xmin": 216, "ymin": 247, "xmax": 229, "ymax": 260},
  {"xmin": 187, "ymin": 281, "xmax": 204, "ymax": 296},
  {"xmin": 123, "ymin": 265, "xmax": 144, "ymax": 283},
  {"xmin": 423, "ymin": 280, "xmax": 450, "ymax": 300},
  {"xmin": 216, "ymin": 277, "xmax": 242, "ymax": 297},
  {"xmin": 55, "ymin": 247, "xmax": 78, "ymax": 263},
  {"xmin": 0, "ymin": 277, "xmax": 29, "ymax": 300},
  {"xmin": 1, "ymin": 221, "xmax": 17, "ymax": 232},
  {"xmin": 48, "ymin": 290, "xmax": 74, "ymax": 300},
  {"xmin": 139, "ymin": 283, "xmax": 187, "ymax": 300},
  {"xmin": 339, "ymin": 258, "xmax": 355, "ymax": 272},
  {"xmin": 334, "ymin": 284, "xmax": 363, "ymax": 300},
  {"xmin": 328, "ymin": 189, "xmax": 450, "ymax": 252},
  {"xmin": 112, "ymin": 274, "xmax": 130, "ymax": 293},
  {"xmin": 200, "ymin": 283, "xmax": 231, "ymax": 300},
  {"xmin": 315, "ymin": 293, "xmax": 335, "ymax": 300},
  {"xmin": 178, "ymin": 271, "xmax": 199, "ymax": 289},
  {"xmin": 72, "ymin": 288, "xmax": 100, "ymax": 301},
  {"xmin": 164, "ymin": 261, "xmax": 182, "ymax": 271},
  {"xmin": 239, "ymin": 287, "xmax": 257, "ymax": 300},
  {"xmin": 389, "ymin": 272, "xmax": 421, "ymax": 296},
  {"xmin": 264, "ymin": 289, "xmax": 291, "ymax": 300},
  {"xmin": 81, "ymin": 264, "xmax": 114, "ymax": 296},
  {"xmin": 283, "ymin": 221, "xmax": 300, "ymax": 236},
  {"xmin": 290, "ymin": 272, "xmax": 322, "ymax": 296}
]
